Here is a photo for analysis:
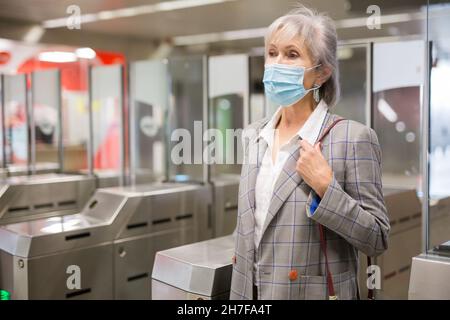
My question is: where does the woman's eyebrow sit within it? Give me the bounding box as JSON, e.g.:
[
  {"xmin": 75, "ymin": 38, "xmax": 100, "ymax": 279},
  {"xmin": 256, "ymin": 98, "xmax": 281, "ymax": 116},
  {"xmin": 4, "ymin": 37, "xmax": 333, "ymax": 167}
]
[{"xmin": 285, "ymin": 45, "xmax": 301, "ymax": 51}]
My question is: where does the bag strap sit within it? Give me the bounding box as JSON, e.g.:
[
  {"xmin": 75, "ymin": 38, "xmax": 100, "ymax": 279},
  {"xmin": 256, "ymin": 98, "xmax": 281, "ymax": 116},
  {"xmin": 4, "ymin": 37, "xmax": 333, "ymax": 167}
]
[
  {"xmin": 316, "ymin": 117, "xmax": 345, "ymax": 145},
  {"xmin": 314, "ymin": 117, "xmax": 374, "ymax": 300},
  {"xmin": 315, "ymin": 117, "xmax": 345, "ymax": 300},
  {"xmin": 367, "ymin": 256, "xmax": 374, "ymax": 299}
]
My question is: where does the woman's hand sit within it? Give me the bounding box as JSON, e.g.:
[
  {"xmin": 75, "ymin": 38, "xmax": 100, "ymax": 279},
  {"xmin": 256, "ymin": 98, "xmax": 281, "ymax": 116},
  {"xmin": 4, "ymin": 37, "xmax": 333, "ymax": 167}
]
[{"xmin": 296, "ymin": 140, "xmax": 333, "ymax": 198}]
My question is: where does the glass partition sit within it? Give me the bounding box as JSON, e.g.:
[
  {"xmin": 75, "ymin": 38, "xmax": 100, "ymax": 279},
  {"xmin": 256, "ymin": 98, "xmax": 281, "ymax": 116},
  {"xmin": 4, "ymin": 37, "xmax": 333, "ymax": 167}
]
[
  {"xmin": 129, "ymin": 59, "xmax": 168, "ymax": 184},
  {"xmin": 427, "ymin": 0, "xmax": 450, "ymax": 253},
  {"xmin": 249, "ymin": 55, "xmax": 266, "ymax": 123},
  {"xmin": 334, "ymin": 44, "xmax": 369, "ymax": 124},
  {"xmin": 2, "ymin": 74, "xmax": 29, "ymax": 171},
  {"xmin": 0, "ymin": 75, "xmax": 4, "ymax": 169},
  {"xmin": 60, "ymin": 61, "xmax": 90, "ymax": 172},
  {"xmin": 372, "ymin": 40, "xmax": 425, "ymax": 190},
  {"xmin": 90, "ymin": 64, "xmax": 125, "ymax": 184},
  {"xmin": 31, "ymin": 69, "xmax": 62, "ymax": 172},
  {"xmin": 167, "ymin": 56, "xmax": 206, "ymax": 183},
  {"xmin": 208, "ymin": 54, "xmax": 248, "ymax": 177}
]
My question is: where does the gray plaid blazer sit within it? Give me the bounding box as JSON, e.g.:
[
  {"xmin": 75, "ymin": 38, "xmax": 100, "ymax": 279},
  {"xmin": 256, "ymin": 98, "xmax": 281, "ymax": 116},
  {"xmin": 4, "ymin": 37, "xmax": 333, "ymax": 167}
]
[{"xmin": 230, "ymin": 112, "xmax": 390, "ymax": 300}]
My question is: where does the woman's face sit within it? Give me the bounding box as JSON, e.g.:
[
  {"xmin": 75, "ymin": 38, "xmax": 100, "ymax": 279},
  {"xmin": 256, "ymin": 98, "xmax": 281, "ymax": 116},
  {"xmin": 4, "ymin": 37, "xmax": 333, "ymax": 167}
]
[{"xmin": 265, "ymin": 33, "xmax": 318, "ymax": 90}]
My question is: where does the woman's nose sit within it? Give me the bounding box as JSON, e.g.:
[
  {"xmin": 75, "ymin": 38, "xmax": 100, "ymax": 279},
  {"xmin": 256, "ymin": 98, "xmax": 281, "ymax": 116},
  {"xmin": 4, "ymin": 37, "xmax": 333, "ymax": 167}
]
[{"xmin": 275, "ymin": 55, "xmax": 284, "ymax": 64}]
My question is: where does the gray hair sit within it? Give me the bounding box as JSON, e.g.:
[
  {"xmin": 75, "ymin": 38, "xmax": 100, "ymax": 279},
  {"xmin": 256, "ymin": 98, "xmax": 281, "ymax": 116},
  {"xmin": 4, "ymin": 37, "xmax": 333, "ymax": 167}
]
[{"xmin": 264, "ymin": 5, "xmax": 340, "ymax": 106}]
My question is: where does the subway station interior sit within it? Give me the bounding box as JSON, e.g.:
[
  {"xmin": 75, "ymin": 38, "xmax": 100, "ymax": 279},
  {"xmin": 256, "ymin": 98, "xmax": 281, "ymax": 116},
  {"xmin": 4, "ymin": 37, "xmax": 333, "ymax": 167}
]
[{"xmin": 0, "ymin": 0, "xmax": 449, "ymax": 300}]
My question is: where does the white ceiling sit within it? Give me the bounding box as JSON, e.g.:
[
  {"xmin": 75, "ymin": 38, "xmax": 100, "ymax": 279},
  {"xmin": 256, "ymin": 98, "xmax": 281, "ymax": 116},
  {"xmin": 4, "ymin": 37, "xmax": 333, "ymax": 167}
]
[
  {"xmin": 0, "ymin": 0, "xmax": 424, "ymax": 38},
  {"xmin": 0, "ymin": 0, "xmax": 446, "ymax": 53}
]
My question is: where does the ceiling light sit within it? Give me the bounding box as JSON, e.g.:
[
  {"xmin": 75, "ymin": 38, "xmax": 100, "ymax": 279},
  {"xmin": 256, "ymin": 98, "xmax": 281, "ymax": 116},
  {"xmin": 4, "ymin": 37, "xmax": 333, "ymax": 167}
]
[
  {"xmin": 337, "ymin": 47, "xmax": 354, "ymax": 60},
  {"xmin": 173, "ymin": 27, "xmax": 266, "ymax": 46},
  {"xmin": 22, "ymin": 25, "xmax": 45, "ymax": 44},
  {"xmin": 38, "ymin": 51, "xmax": 77, "ymax": 63},
  {"xmin": 377, "ymin": 98, "xmax": 398, "ymax": 123},
  {"xmin": 75, "ymin": 47, "xmax": 96, "ymax": 59}
]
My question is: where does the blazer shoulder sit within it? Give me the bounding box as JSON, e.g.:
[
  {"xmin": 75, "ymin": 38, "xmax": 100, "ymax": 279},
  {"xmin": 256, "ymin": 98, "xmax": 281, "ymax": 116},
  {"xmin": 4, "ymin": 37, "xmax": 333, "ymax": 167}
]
[
  {"xmin": 242, "ymin": 117, "xmax": 270, "ymax": 139},
  {"xmin": 329, "ymin": 115, "xmax": 378, "ymax": 144},
  {"xmin": 246, "ymin": 117, "xmax": 270, "ymax": 131}
]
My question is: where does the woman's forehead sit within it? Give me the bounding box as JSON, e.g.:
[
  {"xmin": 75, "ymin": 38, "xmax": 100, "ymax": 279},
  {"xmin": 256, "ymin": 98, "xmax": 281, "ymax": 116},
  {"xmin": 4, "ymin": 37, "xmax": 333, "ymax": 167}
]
[
  {"xmin": 268, "ymin": 32, "xmax": 309, "ymax": 55},
  {"xmin": 268, "ymin": 29, "xmax": 306, "ymax": 50}
]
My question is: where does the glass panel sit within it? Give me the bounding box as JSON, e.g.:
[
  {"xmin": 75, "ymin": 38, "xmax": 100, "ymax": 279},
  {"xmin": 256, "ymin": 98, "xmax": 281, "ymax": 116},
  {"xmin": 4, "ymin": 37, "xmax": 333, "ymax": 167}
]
[
  {"xmin": 372, "ymin": 40, "xmax": 425, "ymax": 189},
  {"xmin": 31, "ymin": 69, "xmax": 61, "ymax": 170},
  {"xmin": 129, "ymin": 59, "xmax": 168, "ymax": 184},
  {"xmin": 0, "ymin": 76, "xmax": 4, "ymax": 169},
  {"xmin": 90, "ymin": 64, "xmax": 124, "ymax": 175},
  {"xmin": 249, "ymin": 55, "xmax": 266, "ymax": 122},
  {"xmin": 334, "ymin": 44, "xmax": 368, "ymax": 124},
  {"xmin": 428, "ymin": 0, "xmax": 450, "ymax": 252},
  {"xmin": 208, "ymin": 54, "xmax": 248, "ymax": 177},
  {"xmin": 3, "ymin": 74, "xmax": 28, "ymax": 170},
  {"xmin": 167, "ymin": 56, "xmax": 205, "ymax": 183},
  {"xmin": 60, "ymin": 60, "xmax": 90, "ymax": 172}
]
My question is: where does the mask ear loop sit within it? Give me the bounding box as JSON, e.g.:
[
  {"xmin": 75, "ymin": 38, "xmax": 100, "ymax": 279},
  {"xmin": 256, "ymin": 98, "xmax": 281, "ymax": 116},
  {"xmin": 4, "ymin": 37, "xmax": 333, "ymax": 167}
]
[
  {"xmin": 306, "ymin": 64, "xmax": 322, "ymax": 102},
  {"xmin": 313, "ymin": 85, "xmax": 321, "ymax": 102}
]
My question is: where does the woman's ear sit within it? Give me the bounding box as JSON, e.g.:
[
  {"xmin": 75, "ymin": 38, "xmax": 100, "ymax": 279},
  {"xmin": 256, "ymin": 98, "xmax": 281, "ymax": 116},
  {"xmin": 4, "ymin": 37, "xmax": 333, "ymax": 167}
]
[{"xmin": 316, "ymin": 66, "xmax": 332, "ymax": 86}]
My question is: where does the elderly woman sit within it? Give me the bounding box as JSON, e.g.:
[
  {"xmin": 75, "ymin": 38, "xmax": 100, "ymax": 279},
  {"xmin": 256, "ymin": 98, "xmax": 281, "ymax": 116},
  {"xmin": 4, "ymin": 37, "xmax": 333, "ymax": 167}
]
[{"xmin": 230, "ymin": 5, "xmax": 390, "ymax": 300}]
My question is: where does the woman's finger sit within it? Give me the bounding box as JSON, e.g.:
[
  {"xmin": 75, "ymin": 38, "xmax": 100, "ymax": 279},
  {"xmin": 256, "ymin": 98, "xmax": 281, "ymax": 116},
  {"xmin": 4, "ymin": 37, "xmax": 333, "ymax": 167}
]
[{"xmin": 299, "ymin": 139, "xmax": 314, "ymax": 151}]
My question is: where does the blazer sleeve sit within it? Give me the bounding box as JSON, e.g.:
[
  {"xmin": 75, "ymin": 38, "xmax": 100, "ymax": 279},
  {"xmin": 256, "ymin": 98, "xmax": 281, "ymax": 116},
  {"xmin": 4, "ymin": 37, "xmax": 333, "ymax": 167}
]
[{"xmin": 305, "ymin": 125, "xmax": 390, "ymax": 257}]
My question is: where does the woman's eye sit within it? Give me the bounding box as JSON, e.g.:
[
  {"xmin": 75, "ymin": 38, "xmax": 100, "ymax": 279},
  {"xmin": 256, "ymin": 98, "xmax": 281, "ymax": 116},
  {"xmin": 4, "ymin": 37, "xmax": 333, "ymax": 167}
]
[
  {"xmin": 288, "ymin": 51, "xmax": 299, "ymax": 58},
  {"xmin": 268, "ymin": 51, "xmax": 277, "ymax": 57}
]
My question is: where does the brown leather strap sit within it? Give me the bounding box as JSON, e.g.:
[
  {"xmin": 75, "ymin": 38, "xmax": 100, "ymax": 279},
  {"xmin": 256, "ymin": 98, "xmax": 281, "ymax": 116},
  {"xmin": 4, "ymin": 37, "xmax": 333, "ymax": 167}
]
[
  {"xmin": 318, "ymin": 224, "xmax": 336, "ymax": 299},
  {"xmin": 316, "ymin": 118, "xmax": 346, "ymax": 145},
  {"xmin": 315, "ymin": 117, "xmax": 345, "ymax": 300},
  {"xmin": 367, "ymin": 256, "xmax": 374, "ymax": 299}
]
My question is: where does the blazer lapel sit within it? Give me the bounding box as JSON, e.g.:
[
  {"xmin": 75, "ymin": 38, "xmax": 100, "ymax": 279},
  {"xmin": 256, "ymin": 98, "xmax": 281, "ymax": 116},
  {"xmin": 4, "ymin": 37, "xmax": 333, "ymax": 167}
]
[
  {"xmin": 246, "ymin": 135, "xmax": 268, "ymax": 217},
  {"xmin": 256, "ymin": 111, "xmax": 336, "ymax": 249},
  {"xmin": 240, "ymin": 119, "xmax": 270, "ymax": 245}
]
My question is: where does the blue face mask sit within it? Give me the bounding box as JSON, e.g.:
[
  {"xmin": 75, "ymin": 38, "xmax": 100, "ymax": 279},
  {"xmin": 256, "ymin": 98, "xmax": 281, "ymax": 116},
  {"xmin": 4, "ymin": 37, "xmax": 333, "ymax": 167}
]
[{"xmin": 263, "ymin": 63, "xmax": 321, "ymax": 106}]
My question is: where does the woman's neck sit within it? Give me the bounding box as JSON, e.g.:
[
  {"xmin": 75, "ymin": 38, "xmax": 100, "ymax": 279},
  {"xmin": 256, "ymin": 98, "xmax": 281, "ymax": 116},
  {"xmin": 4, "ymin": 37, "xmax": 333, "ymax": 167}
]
[{"xmin": 277, "ymin": 94, "xmax": 317, "ymax": 129}]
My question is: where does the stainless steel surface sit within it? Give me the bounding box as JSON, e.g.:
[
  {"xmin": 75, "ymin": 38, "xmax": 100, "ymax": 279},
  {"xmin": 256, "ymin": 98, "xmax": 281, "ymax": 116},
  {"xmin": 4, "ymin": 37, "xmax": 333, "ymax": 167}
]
[
  {"xmin": 422, "ymin": 40, "xmax": 431, "ymax": 253},
  {"xmin": 5, "ymin": 162, "xmax": 59, "ymax": 176},
  {"xmin": 0, "ymin": 181, "xmax": 211, "ymax": 299},
  {"xmin": 211, "ymin": 174, "xmax": 239, "ymax": 237},
  {"xmin": 79, "ymin": 169, "xmax": 155, "ymax": 189},
  {"xmin": 203, "ymin": 55, "xmax": 209, "ymax": 184},
  {"xmin": 0, "ymin": 173, "xmax": 96, "ymax": 225},
  {"xmin": 409, "ymin": 253, "xmax": 450, "ymax": 299},
  {"xmin": 152, "ymin": 235, "xmax": 234, "ymax": 299},
  {"xmin": 371, "ymin": 190, "xmax": 450, "ymax": 299}
]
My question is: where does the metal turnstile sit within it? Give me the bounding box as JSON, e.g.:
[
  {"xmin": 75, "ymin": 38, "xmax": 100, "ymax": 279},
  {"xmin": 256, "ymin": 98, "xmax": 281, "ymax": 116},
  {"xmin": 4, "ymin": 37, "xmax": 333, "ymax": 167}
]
[
  {"xmin": 211, "ymin": 174, "xmax": 240, "ymax": 237},
  {"xmin": 152, "ymin": 235, "xmax": 234, "ymax": 300},
  {"xmin": 0, "ymin": 173, "xmax": 96, "ymax": 225},
  {"xmin": 408, "ymin": 195, "xmax": 450, "ymax": 299},
  {"xmin": 409, "ymin": 252, "xmax": 450, "ymax": 299},
  {"xmin": 0, "ymin": 182, "xmax": 210, "ymax": 299}
]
